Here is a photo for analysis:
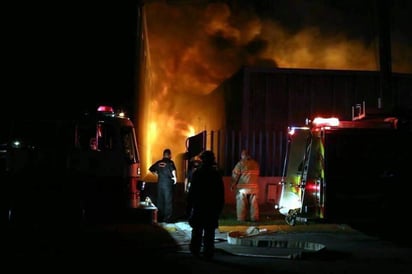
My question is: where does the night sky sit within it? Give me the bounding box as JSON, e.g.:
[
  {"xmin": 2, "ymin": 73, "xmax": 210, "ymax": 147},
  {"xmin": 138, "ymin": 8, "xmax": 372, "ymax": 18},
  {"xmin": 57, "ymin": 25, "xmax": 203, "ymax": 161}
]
[
  {"xmin": 4, "ymin": 2, "xmax": 138, "ymax": 119},
  {"xmin": 3, "ymin": 1, "xmax": 411, "ymax": 121}
]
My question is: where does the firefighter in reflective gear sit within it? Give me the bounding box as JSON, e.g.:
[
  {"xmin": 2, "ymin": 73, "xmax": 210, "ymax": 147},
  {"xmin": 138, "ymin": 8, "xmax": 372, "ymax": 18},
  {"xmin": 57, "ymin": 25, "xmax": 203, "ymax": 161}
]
[{"xmin": 231, "ymin": 149, "xmax": 260, "ymax": 222}]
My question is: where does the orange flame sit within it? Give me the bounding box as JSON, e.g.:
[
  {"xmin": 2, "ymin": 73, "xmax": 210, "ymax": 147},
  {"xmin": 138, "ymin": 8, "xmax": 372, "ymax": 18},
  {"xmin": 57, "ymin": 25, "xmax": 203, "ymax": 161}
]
[{"xmin": 136, "ymin": 2, "xmax": 411, "ymax": 180}]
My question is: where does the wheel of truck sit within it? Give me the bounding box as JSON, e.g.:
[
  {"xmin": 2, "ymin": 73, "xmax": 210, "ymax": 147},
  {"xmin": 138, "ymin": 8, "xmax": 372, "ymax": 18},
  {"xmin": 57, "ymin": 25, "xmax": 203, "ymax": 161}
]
[{"xmin": 285, "ymin": 214, "xmax": 296, "ymax": 226}]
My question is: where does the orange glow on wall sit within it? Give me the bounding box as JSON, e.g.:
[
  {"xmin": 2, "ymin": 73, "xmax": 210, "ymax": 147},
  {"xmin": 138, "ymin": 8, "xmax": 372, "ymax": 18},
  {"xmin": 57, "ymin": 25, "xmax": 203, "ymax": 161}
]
[{"xmin": 135, "ymin": 2, "xmax": 411, "ymax": 180}]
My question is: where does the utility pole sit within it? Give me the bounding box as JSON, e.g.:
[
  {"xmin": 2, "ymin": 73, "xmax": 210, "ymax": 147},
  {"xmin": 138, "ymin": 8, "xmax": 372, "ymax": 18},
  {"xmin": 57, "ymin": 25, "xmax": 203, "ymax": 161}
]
[{"xmin": 377, "ymin": 0, "xmax": 392, "ymax": 112}]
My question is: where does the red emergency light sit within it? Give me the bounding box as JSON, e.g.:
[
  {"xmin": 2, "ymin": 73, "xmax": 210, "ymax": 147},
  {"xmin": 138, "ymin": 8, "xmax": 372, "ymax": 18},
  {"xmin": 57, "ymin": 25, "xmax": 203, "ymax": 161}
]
[
  {"xmin": 312, "ymin": 117, "xmax": 339, "ymax": 127},
  {"xmin": 97, "ymin": 105, "xmax": 114, "ymax": 113},
  {"xmin": 305, "ymin": 181, "xmax": 320, "ymax": 192}
]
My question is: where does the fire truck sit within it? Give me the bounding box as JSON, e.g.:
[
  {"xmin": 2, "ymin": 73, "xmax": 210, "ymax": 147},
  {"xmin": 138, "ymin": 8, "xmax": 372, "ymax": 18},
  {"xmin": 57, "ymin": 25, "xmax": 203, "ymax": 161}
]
[
  {"xmin": 276, "ymin": 104, "xmax": 411, "ymax": 225},
  {"xmin": 2, "ymin": 106, "xmax": 141, "ymax": 224}
]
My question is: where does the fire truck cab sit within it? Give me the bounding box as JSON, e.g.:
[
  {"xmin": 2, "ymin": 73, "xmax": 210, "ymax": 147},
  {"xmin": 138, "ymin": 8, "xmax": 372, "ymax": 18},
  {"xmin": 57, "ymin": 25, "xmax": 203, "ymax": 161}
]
[
  {"xmin": 2, "ymin": 106, "xmax": 141, "ymax": 224},
  {"xmin": 68, "ymin": 106, "xmax": 141, "ymax": 221},
  {"xmin": 276, "ymin": 109, "xmax": 410, "ymax": 225}
]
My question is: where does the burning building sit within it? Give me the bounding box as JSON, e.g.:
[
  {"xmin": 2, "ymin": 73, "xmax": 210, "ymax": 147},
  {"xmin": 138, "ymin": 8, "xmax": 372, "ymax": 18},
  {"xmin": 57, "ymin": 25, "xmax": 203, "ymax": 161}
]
[{"xmin": 133, "ymin": 1, "xmax": 412, "ymax": 182}]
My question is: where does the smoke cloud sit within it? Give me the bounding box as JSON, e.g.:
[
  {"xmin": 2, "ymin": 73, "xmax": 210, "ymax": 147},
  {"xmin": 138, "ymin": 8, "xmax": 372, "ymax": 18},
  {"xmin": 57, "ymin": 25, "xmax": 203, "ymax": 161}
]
[{"xmin": 139, "ymin": 1, "xmax": 411, "ymax": 179}]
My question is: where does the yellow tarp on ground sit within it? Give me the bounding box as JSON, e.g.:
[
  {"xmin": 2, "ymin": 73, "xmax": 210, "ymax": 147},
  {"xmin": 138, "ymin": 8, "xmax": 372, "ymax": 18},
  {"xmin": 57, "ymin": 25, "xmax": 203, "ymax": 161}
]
[{"xmin": 218, "ymin": 223, "xmax": 356, "ymax": 233}]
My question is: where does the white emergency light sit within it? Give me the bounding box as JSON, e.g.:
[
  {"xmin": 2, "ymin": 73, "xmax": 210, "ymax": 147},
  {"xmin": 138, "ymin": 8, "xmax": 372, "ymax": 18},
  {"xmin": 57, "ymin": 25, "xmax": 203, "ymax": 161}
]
[
  {"xmin": 288, "ymin": 126, "xmax": 310, "ymax": 136},
  {"xmin": 312, "ymin": 117, "xmax": 339, "ymax": 127}
]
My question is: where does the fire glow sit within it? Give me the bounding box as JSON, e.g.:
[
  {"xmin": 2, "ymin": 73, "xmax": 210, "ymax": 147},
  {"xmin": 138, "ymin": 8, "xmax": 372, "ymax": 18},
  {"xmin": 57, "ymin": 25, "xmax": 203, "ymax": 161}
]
[{"xmin": 136, "ymin": 2, "xmax": 411, "ymax": 179}]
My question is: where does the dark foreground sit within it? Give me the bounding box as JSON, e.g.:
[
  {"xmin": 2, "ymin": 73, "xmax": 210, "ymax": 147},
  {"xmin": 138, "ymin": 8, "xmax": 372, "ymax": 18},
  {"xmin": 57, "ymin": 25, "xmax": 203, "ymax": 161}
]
[{"xmin": 2, "ymin": 203, "xmax": 412, "ymax": 274}]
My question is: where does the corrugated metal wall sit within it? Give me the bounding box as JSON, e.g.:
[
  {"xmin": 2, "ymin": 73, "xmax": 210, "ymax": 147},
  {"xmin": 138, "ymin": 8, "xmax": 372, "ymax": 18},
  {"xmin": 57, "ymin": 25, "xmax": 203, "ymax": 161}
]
[
  {"xmin": 216, "ymin": 66, "xmax": 412, "ymax": 131},
  {"xmin": 207, "ymin": 129, "xmax": 285, "ymax": 177},
  {"xmin": 207, "ymin": 67, "xmax": 412, "ymax": 177}
]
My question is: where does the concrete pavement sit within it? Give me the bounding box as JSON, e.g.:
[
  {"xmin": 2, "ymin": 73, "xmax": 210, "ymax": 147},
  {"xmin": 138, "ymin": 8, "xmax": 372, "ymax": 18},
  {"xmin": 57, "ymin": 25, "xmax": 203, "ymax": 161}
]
[
  {"xmin": 3, "ymin": 218, "xmax": 412, "ymax": 274},
  {"xmin": 3, "ymin": 199, "xmax": 412, "ymax": 274}
]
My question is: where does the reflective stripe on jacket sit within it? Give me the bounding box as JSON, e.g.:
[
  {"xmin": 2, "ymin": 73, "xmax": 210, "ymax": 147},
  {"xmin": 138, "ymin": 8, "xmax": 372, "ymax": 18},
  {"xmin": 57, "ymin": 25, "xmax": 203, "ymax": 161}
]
[{"xmin": 231, "ymin": 158, "xmax": 260, "ymax": 192}]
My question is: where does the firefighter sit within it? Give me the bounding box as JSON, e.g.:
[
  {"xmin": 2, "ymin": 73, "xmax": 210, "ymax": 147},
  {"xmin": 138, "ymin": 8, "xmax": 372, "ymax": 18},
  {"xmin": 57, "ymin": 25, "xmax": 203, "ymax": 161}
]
[
  {"xmin": 186, "ymin": 150, "xmax": 225, "ymax": 259},
  {"xmin": 149, "ymin": 148, "xmax": 177, "ymax": 223},
  {"xmin": 231, "ymin": 149, "xmax": 260, "ymax": 222},
  {"xmin": 184, "ymin": 155, "xmax": 201, "ymax": 193}
]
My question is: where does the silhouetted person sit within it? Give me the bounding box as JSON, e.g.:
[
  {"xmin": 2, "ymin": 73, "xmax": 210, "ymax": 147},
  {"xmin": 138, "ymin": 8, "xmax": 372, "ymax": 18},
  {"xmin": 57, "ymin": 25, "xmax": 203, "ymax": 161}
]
[
  {"xmin": 184, "ymin": 155, "xmax": 201, "ymax": 193},
  {"xmin": 187, "ymin": 150, "xmax": 225, "ymax": 259}
]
